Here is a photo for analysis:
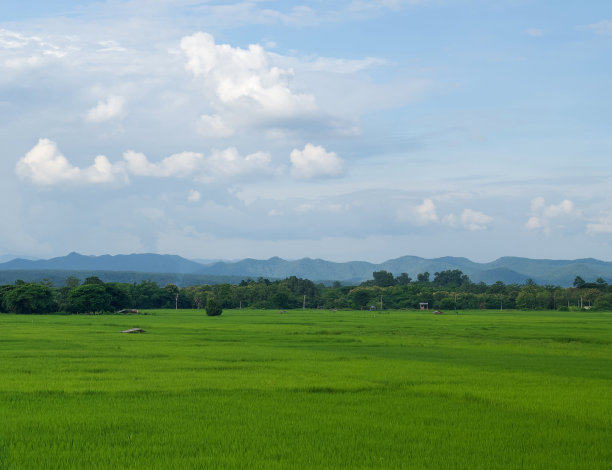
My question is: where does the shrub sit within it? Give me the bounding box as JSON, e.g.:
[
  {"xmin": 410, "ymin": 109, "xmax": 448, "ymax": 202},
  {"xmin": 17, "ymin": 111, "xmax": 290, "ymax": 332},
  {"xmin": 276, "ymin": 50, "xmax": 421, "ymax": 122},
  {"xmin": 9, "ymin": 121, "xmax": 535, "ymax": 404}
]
[{"xmin": 206, "ymin": 298, "xmax": 223, "ymax": 316}]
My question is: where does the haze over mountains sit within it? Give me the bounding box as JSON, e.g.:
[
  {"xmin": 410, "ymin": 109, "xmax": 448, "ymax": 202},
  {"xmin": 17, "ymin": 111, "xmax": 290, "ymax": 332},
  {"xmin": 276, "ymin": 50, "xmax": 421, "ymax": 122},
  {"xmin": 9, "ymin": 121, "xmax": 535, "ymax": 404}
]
[{"xmin": 1, "ymin": 252, "xmax": 611, "ymax": 287}]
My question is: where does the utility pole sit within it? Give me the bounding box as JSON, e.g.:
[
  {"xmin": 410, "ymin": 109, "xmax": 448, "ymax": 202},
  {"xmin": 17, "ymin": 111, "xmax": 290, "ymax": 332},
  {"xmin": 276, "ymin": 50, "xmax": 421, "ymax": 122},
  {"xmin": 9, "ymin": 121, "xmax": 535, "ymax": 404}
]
[{"xmin": 380, "ymin": 295, "xmax": 383, "ymax": 311}]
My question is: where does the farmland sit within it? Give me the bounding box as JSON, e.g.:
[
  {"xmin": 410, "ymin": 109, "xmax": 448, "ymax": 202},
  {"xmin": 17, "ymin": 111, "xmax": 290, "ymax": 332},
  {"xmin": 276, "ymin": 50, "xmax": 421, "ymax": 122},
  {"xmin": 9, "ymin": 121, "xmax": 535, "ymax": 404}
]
[{"xmin": 1, "ymin": 309, "xmax": 611, "ymax": 469}]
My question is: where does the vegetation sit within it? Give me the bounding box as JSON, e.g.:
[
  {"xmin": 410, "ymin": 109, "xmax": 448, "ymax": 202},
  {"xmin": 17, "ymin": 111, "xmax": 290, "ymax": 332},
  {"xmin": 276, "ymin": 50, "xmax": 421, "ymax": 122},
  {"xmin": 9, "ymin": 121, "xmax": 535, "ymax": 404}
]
[
  {"xmin": 205, "ymin": 297, "xmax": 223, "ymax": 316},
  {"xmin": 0, "ymin": 308, "xmax": 610, "ymax": 469},
  {"xmin": 1, "ymin": 269, "xmax": 610, "ymax": 314}
]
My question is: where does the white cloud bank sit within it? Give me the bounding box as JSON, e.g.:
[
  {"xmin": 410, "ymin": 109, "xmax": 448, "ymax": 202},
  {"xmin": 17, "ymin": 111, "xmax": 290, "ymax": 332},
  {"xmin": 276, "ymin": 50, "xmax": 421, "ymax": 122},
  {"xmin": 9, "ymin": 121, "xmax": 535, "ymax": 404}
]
[
  {"xmin": 587, "ymin": 214, "xmax": 612, "ymax": 234},
  {"xmin": 290, "ymin": 144, "xmax": 346, "ymax": 179},
  {"xmin": 398, "ymin": 199, "xmax": 493, "ymax": 230},
  {"xmin": 525, "ymin": 197, "xmax": 581, "ymax": 235},
  {"xmin": 181, "ymin": 32, "xmax": 316, "ymax": 123},
  {"xmin": 86, "ymin": 95, "xmax": 125, "ymax": 122},
  {"xmin": 15, "ymin": 138, "xmax": 125, "ymax": 185},
  {"xmin": 16, "ymin": 139, "xmax": 288, "ymax": 186}
]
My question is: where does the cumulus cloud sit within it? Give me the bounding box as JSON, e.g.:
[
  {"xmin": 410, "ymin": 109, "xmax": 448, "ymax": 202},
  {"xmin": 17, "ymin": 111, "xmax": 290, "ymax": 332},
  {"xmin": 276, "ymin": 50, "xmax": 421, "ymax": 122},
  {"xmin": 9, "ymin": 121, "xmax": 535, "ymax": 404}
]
[
  {"xmin": 525, "ymin": 197, "xmax": 581, "ymax": 235},
  {"xmin": 124, "ymin": 147, "xmax": 276, "ymax": 183},
  {"xmin": 396, "ymin": 198, "xmax": 439, "ymax": 226},
  {"xmin": 16, "ymin": 138, "xmax": 125, "ymax": 185},
  {"xmin": 86, "ymin": 95, "xmax": 125, "ymax": 122},
  {"xmin": 587, "ymin": 214, "xmax": 612, "ymax": 234},
  {"xmin": 181, "ymin": 32, "xmax": 316, "ymax": 118},
  {"xmin": 198, "ymin": 148, "xmax": 275, "ymax": 182},
  {"xmin": 460, "ymin": 209, "xmax": 492, "ymax": 231},
  {"xmin": 290, "ymin": 144, "xmax": 346, "ymax": 179},
  {"xmin": 16, "ymin": 139, "xmax": 279, "ymax": 186},
  {"xmin": 124, "ymin": 150, "xmax": 203, "ymax": 178},
  {"xmin": 415, "ymin": 198, "xmax": 438, "ymax": 224},
  {"xmin": 187, "ymin": 189, "xmax": 201, "ymax": 203}
]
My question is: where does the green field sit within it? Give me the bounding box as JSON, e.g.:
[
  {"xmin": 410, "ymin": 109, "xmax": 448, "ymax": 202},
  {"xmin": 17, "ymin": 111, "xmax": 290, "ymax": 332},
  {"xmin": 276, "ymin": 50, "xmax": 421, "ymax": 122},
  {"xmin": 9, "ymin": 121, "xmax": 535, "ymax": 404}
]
[{"xmin": 1, "ymin": 309, "xmax": 611, "ymax": 469}]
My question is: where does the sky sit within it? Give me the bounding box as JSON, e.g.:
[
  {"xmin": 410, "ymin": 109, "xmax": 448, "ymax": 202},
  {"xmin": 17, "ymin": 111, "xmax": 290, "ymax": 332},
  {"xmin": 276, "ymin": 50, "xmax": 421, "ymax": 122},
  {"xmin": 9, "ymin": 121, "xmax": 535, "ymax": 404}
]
[{"xmin": 1, "ymin": 0, "xmax": 611, "ymax": 263}]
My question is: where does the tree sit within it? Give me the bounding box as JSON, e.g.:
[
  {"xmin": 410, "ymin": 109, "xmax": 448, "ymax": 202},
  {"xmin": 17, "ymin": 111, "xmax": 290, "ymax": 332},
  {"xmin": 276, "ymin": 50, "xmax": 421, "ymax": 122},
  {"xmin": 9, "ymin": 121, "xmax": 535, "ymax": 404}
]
[
  {"xmin": 84, "ymin": 276, "xmax": 104, "ymax": 285},
  {"xmin": 67, "ymin": 284, "xmax": 112, "ymax": 313},
  {"xmin": 396, "ymin": 273, "xmax": 411, "ymax": 285},
  {"xmin": 370, "ymin": 270, "xmax": 396, "ymax": 287},
  {"xmin": 573, "ymin": 276, "xmax": 586, "ymax": 288},
  {"xmin": 3, "ymin": 283, "xmax": 56, "ymax": 314},
  {"xmin": 593, "ymin": 293, "xmax": 612, "ymax": 311},
  {"xmin": 433, "ymin": 270, "xmax": 469, "ymax": 288},
  {"xmin": 205, "ymin": 297, "xmax": 223, "ymax": 316},
  {"xmin": 416, "ymin": 272, "xmax": 430, "ymax": 283},
  {"xmin": 165, "ymin": 284, "xmax": 180, "ymax": 309},
  {"xmin": 350, "ymin": 289, "xmax": 371, "ymax": 309},
  {"xmin": 104, "ymin": 283, "xmax": 131, "ymax": 311}
]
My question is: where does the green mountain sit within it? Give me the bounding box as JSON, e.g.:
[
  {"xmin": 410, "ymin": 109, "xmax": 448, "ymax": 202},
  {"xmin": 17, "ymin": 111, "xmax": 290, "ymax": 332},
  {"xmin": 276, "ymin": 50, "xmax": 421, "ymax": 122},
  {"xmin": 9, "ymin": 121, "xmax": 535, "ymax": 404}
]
[{"xmin": 1, "ymin": 252, "xmax": 611, "ymax": 286}]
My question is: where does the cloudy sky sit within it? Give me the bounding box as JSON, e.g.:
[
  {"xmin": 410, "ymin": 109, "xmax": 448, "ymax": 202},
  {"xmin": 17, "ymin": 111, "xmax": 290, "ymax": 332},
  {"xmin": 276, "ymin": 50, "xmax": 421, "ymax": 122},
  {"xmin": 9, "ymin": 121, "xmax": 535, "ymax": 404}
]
[{"xmin": 1, "ymin": 0, "xmax": 611, "ymax": 263}]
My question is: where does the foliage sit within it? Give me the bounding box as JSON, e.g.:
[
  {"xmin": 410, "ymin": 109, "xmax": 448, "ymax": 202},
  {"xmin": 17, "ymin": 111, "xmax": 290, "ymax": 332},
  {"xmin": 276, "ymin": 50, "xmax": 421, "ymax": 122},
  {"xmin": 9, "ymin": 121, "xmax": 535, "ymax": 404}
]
[
  {"xmin": 2, "ymin": 283, "xmax": 56, "ymax": 314},
  {"xmin": 1, "ymin": 269, "xmax": 612, "ymax": 314},
  {"xmin": 205, "ymin": 297, "xmax": 223, "ymax": 316},
  {"xmin": 66, "ymin": 284, "xmax": 112, "ymax": 313}
]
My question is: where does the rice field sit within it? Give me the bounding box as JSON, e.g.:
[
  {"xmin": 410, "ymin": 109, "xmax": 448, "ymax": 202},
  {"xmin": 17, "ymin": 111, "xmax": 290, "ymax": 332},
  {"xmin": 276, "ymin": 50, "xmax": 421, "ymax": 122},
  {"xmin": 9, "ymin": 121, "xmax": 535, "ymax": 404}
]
[{"xmin": 1, "ymin": 309, "xmax": 611, "ymax": 469}]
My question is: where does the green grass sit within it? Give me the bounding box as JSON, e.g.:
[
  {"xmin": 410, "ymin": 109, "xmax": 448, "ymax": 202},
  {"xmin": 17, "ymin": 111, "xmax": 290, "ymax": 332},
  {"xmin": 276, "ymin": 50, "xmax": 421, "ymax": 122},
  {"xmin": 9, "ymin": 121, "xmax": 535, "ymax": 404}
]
[{"xmin": 1, "ymin": 309, "xmax": 611, "ymax": 469}]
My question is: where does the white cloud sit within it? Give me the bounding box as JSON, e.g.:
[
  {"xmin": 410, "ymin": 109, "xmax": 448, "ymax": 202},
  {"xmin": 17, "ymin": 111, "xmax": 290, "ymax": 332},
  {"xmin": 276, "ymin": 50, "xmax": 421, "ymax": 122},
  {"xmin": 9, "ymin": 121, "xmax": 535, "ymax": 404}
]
[
  {"xmin": 86, "ymin": 95, "xmax": 125, "ymax": 122},
  {"xmin": 587, "ymin": 214, "xmax": 612, "ymax": 234},
  {"xmin": 187, "ymin": 189, "xmax": 201, "ymax": 203},
  {"xmin": 181, "ymin": 32, "xmax": 316, "ymax": 118},
  {"xmin": 416, "ymin": 198, "xmax": 438, "ymax": 224},
  {"xmin": 290, "ymin": 144, "xmax": 346, "ymax": 179},
  {"xmin": 460, "ymin": 209, "xmax": 492, "ymax": 231},
  {"xmin": 396, "ymin": 198, "xmax": 439, "ymax": 225},
  {"xmin": 201, "ymin": 147, "xmax": 275, "ymax": 181},
  {"xmin": 526, "ymin": 216, "xmax": 542, "ymax": 230},
  {"xmin": 543, "ymin": 199, "xmax": 575, "ymax": 218},
  {"xmin": 0, "ymin": 28, "xmax": 75, "ymax": 70},
  {"xmin": 123, "ymin": 147, "xmax": 276, "ymax": 183},
  {"xmin": 196, "ymin": 114, "xmax": 235, "ymax": 137},
  {"xmin": 525, "ymin": 197, "xmax": 581, "ymax": 235},
  {"xmin": 17, "ymin": 140, "xmax": 278, "ymax": 186},
  {"xmin": 16, "ymin": 138, "xmax": 125, "ymax": 185},
  {"xmin": 585, "ymin": 19, "xmax": 612, "ymax": 35},
  {"xmin": 124, "ymin": 150, "xmax": 203, "ymax": 178}
]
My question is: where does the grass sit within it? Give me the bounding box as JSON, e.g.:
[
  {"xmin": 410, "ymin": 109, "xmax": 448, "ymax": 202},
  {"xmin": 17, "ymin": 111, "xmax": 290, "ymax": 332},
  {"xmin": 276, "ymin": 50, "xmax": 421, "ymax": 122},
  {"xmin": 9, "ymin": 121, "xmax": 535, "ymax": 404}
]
[{"xmin": 0, "ymin": 309, "xmax": 611, "ymax": 469}]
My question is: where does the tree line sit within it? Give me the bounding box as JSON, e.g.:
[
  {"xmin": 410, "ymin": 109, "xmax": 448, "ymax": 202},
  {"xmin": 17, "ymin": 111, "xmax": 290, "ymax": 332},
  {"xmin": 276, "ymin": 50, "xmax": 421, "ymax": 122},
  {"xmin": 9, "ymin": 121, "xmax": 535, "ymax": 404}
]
[{"xmin": 1, "ymin": 270, "xmax": 611, "ymax": 314}]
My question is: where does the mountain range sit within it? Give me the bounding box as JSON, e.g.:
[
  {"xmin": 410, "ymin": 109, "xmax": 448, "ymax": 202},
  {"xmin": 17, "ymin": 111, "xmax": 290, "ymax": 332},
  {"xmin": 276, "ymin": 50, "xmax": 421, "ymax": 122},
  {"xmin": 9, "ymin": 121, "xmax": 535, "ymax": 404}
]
[{"xmin": 1, "ymin": 252, "xmax": 611, "ymax": 287}]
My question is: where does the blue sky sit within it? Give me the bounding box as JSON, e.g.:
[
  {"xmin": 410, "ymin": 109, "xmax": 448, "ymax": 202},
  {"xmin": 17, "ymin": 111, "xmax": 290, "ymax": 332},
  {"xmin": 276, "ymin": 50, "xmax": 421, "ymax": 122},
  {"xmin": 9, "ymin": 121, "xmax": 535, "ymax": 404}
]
[{"xmin": 1, "ymin": 0, "xmax": 611, "ymax": 262}]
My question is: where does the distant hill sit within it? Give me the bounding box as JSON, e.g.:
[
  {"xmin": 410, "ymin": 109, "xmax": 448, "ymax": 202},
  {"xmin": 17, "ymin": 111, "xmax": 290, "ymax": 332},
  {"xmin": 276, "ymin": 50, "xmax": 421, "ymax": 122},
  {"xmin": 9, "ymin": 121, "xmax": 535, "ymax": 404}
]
[
  {"xmin": 1, "ymin": 252, "xmax": 611, "ymax": 286},
  {"xmin": 0, "ymin": 252, "xmax": 205, "ymax": 274}
]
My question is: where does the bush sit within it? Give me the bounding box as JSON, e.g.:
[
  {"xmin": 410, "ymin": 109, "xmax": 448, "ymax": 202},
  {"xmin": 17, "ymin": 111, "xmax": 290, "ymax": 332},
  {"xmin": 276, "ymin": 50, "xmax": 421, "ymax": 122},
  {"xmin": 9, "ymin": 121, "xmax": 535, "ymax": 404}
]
[
  {"xmin": 3, "ymin": 284, "xmax": 56, "ymax": 314},
  {"xmin": 206, "ymin": 298, "xmax": 223, "ymax": 316}
]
